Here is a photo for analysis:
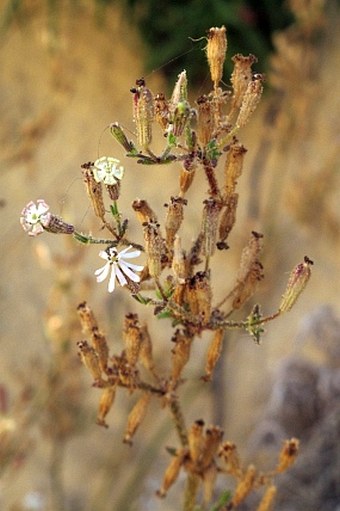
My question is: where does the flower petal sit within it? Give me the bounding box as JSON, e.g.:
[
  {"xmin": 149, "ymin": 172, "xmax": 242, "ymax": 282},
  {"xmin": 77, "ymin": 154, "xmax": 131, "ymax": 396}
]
[
  {"xmin": 115, "ymin": 264, "xmax": 128, "ymax": 287},
  {"xmin": 95, "ymin": 262, "xmax": 110, "ymax": 283},
  {"xmin": 119, "ymin": 246, "xmax": 142, "ymax": 259},
  {"xmin": 119, "ymin": 260, "xmax": 141, "ymax": 282},
  {"xmin": 107, "ymin": 265, "xmax": 117, "ymax": 292}
]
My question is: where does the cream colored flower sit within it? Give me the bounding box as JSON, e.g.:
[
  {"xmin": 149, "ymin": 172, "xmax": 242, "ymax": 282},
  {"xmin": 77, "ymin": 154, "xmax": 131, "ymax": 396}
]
[{"xmin": 95, "ymin": 245, "xmax": 143, "ymax": 292}]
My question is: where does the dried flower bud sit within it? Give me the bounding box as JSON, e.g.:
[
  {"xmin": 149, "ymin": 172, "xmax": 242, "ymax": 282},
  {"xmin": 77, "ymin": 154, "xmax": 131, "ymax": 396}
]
[
  {"xmin": 206, "ymin": 26, "xmax": 227, "ymax": 87},
  {"xmin": 279, "ymin": 257, "xmax": 313, "ymax": 313},
  {"xmin": 157, "ymin": 449, "xmax": 187, "ymax": 497},
  {"xmin": 143, "ymin": 221, "xmax": 163, "ymax": 278},
  {"xmin": 186, "ymin": 271, "xmax": 212, "ymax": 324},
  {"xmin": 96, "ymin": 385, "xmax": 116, "ymax": 428},
  {"xmin": 123, "ymin": 313, "xmax": 142, "ymax": 367},
  {"xmin": 230, "ymin": 54, "xmax": 258, "ymax": 113},
  {"xmin": 82, "ymin": 165, "xmax": 105, "ymax": 221},
  {"xmin": 169, "ymin": 100, "xmax": 191, "ymax": 137},
  {"xmin": 203, "ymin": 426, "xmax": 224, "ymax": 467},
  {"xmin": 91, "ymin": 328, "xmax": 109, "ymax": 373},
  {"xmin": 201, "ymin": 198, "xmax": 222, "ymax": 257},
  {"xmin": 165, "ymin": 196, "xmax": 187, "ymax": 250},
  {"xmin": 123, "ymin": 392, "xmax": 151, "ymax": 444},
  {"xmin": 132, "ymin": 198, "xmax": 158, "ymax": 224},
  {"xmin": 218, "ymin": 193, "xmax": 239, "ymax": 243},
  {"xmin": 132, "ymin": 78, "xmax": 154, "ymax": 149},
  {"xmin": 203, "ymin": 329, "xmax": 224, "ymax": 381},
  {"xmin": 231, "ymin": 464, "xmax": 256, "ymax": 506},
  {"xmin": 256, "ymin": 485, "xmax": 277, "ymax": 511},
  {"xmin": 171, "ymin": 330, "xmax": 193, "ymax": 384},
  {"xmin": 77, "ymin": 340, "xmax": 102, "ymax": 381},
  {"xmin": 224, "ymin": 143, "xmax": 247, "ymax": 197},
  {"xmin": 139, "ymin": 324, "xmax": 156, "ymax": 375},
  {"xmin": 218, "ymin": 441, "xmax": 242, "ymax": 477},
  {"xmin": 179, "ymin": 165, "xmax": 196, "ymax": 195},
  {"xmin": 154, "ymin": 93, "xmax": 170, "ymax": 130},
  {"xmin": 276, "ymin": 438, "xmax": 299, "ymax": 473},
  {"xmin": 106, "ymin": 182, "xmax": 121, "ymax": 201},
  {"xmin": 236, "ymin": 74, "xmax": 264, "ymax": 129},
  {"xmin": 188, "ymin": 419, "xmax": 205, "ymax": 464},
  {"xmin": 197, "ymin": 95, "xmax": 214, "ymax": 147},
  {"xmin": 77, "ymin": 301, "xmax": 99, "ymax": 333},
  {"xmin": 44, "ymin": 215, "xmax": 75, "ymax": 235},
  {"xmin": 110, "ymin": 122, "xmax": 136, "ymax": 153}
]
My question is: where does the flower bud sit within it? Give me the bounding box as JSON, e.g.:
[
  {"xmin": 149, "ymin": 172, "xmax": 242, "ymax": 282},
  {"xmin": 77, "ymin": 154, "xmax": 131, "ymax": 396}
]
[
  {"xmin": 170, "ymin": 70, "xmax": 188, "ymax": 106},
  {"xmin": 110, "ymin": 122, "xmax": 136, "ymax": 153},
  {"xmin": 132, "ymin": 78, "xmax": 154, "ymax": 149},
  {"xmin": 279, "ymin": 257, "xmax": 313, "ymax": 313},
  {"xmin": 206, "ymin": 26, "xmax": 227, "ymax": 87},
  {"xmin": 123, "ymin": 392, "xmax": 151, "ymax": 444},
  {"xmin": 236, "ymin": 74, "xmax": 264, "ymax": 129}
]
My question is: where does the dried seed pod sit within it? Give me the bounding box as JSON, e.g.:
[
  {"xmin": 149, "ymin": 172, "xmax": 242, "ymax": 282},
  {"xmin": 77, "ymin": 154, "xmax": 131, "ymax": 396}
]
[
  {"xmin": 179, "ymin": 165, "xmax": 196, "ymax": 195},
  {"xmin": 236, "ymin": 74, "xmax": 264, "ymax": 129},
  {"xmin": 276, "ymin": 438, "xmax": 299, "ymax": 473},
  {"xmin": 256, "ymin": 485, "xmax": 277, "ymax": 511},
  {"xmin": 123, "ymin": 313, "xmax": 142, "ymax": 367},
  {"xmin": 43, "ymin": 215, "xmax": 75, "ymax": 235},
  {"xmin": 231, "ymin": 464, "xmax": 257, "ymax": 506},
  {"xmin": 96, "ymin": 385, "xmax": 116, "ymax": 428},
  {"xmin": 202, "ymin": 462, "xmax": 218, "ymax": 505},
  {"xmin": 231, "ymin": 231, "xmax": 264, "ymax": 309},
  {"xmin": 218, "ymin": 441, "xmax": 242, "ymax": 477},
  {"xmin": 77, "ymin": 340, "xmax": 102, "ymax": 381},
  {"xmin": 203, "ymin": 329, "xmax": 224, "ymax": 381},
  {"xmin": 197, "ymin": 95, "xmax": 214, "ymax": 146},
  {"xmin": 218, "ymin": 193, "xmax": 239, "ymax": 243},
  {"xmin": 188, "ymin": 419, "xmax": 205, "ymax": 464},
  {"xmin": 186, "ymin": 271, "xmax": 212, "ymax": 324},
  {"xmin": 81, "ymin": 165, "xmax": 105, "ymax": 221},
  {"xmin": 172, "ymin": 235, "xmax": 189, "ymax": 283},
  {"xmin": 91, "ymin": 327, "xmax": 109, "ymax": 373},
  {"xmin": 203, "ymin": 426, "xmax": 224, "ymax": 468},
  {"xmin": 171, "ymin": 330, "xmax": 193, "ymax": 383},
  {"xmin": 106, "ymin": 182, "xmax": 121, "ymax": 201},
  {"xmin": 201, "ymin": 198, "xmax": 222, "ymax": 257},
  {"xmin": 132, "ymin": 198, "xmax": 158, "ymax": 224},
  {"xmin": 123, "ymin": 392, "xmax": 151, "ymax": 444},
  {"xmin": 132, "ymin": 78, "xmax": 154, "ymax": 149},
  {"xmin": 139, "ymin": 324, "xmax": 156, "ymax": 375},
  {"xmin": 77, "ymin": 301, "xmax": 99, "ymax": 333},
  {"xmin": 206, "ymin": 26, "xmax": 227, "ymax": 87},
  {"xmin": 224, "ymin": 143, "xmax": 247, "ymax": 197},
  {"xmin": 165, "ymin": 196, "xmax": 187, "ymax": 250},
  {"xmin": 157, "ymin": 449, "xmax": 187, "ymax": 497},
  {"xmin": 230, "ymin": 54, "xmax": 258, "ymax": 113},
  {"xmin": 143, "ymin": 221, "xmax": 163, "ymax": 278},
  {"xmin": 154, "ymin": 92, "xmax": 170, "ymax": 130},
  {"xmin": 279, "ymin": 257, "xmax": 313, "ymax": 313}
]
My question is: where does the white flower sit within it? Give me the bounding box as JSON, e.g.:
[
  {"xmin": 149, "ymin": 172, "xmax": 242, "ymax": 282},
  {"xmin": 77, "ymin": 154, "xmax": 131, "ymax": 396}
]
[
  {"xmin": 93, "ymin": 156, "xmax": 124, "ymax": 185},
  {"xmin": 95, "ymin": 245, "xmax": 144, "ymax": 292},
  {"xmin": 20, "ymin": 199, "xmax": 51, "ymax": 236}
]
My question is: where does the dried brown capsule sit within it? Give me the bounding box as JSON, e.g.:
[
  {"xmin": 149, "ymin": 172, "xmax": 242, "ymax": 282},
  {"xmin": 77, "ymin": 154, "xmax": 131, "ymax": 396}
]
[
  {"xmin": 154, "ymin": 92, "xmax": 170, "ymax": 130},
  {"xmin": 132, "ymin": 198, "xmax": 158, "ymax": 224},
  {"xmin": 186, "ymin": 271, "xmax": 212, "ymax": 324},
  {"xmin": 143, "ymin": 221, "xmax": 163, "ymax": 278},
  {"xmin": 279, "ymin": 257, "xmax": 313, "ymax": 312},
  {"xmin": 231, "ymin": 464, "xmax": 257, "ymax": 506},
  {"xmin": 165, "ymin": 196, "xmax": 187, "ymax": 250},
  {"xmin": 172, "ymin": 235, "xmax": 189, "ymax": 283},
  {"xmin": 96, "ymin": 385, "xmax": 116, "ymax": 428},
  {"xmin": 77, "ymin": 340, "xmax": 102, "ymax": 381},
  {"xmin": 139, "ymin": 324, "xmax": 156, "ymax": 375},
  {"xmin": 206, "ymin": 26, "xmax": 227, "ymax": 87},
  {"xmin": 82, "ymin": 166, "xmax": 105, "ymax": 221},
  {"xmin": 43, "ymin": 215, "xmax": 75, "ymax": 235},
  {"xmin": 197, "ymin": 95, "xmax": 214, "ymax": 146},
  {"xmin": 123, "ymin": 392, "xmax": 151, "ymax": 444},
  {"xmin": 170, "ymin": 330, "xmax": 193, "ymax": 384},
  {"xmin": 203, "ymin": 329, "xmax": 224, "ymax": 381},
  {"xmin": 157, "ymin": 448, "xmax": 187, "ymax": 498},
  {"xmin": 224, "ymin": 143, "xmax": 247, "ymax": 197},
  {"xmin": 201, "ymin": 198, "xmax": 222, "ymax": 257},
  {"xmin": 132, "ymin": 79, "xmax": 154, "ymax": 149},
  {"xmin": 218, "ymin": 193, "xmax": 239, "ymax": 243},
  {"xmin": 123, "ymin": 313, "xmax": 142, "ymax": 367},
  {"xmin": 91, "ymin": 327, "xmax": 109, "ymax": 373},
  {"xmin": 236, "ymin": 74, "xmax": 264, "ymax": 129},
  {"xmin": 276, "ymin": 438, "xmax": 299, "ymax": 473},
  {"xmin": 77, "ymin": 301, "xmax": 99, "ymax": 333},
  {"xmin": 256, "ymin": 485, "xmax": 277, "ymax": 511},
  {"xmin": 230, "ymin": 54, "xmax": 258, "ymax": 114},
  {"xmin": 179, "ymin": 165, "xmax": 196, "ymax": 195},
  {"xmin": 218, "ymin": 441, "xmax": 242, "ymax": 477},
  {"xmin": 188, "ymin": 419, "xmax": 205, "ymax": 464},
  {"xmin": 203, "ymin": 426, "xmax": 224, "ymax": 468},
  {"xmin": 202, "ymin": 463, "xmax": 218, "ymax": 505}
]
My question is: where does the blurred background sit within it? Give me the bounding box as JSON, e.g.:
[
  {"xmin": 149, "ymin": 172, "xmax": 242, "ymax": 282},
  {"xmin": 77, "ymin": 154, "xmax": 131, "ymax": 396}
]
[{"xmin": 0, "ymin": 0, "xmax": 339, "ymax": 510}]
